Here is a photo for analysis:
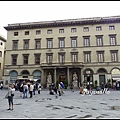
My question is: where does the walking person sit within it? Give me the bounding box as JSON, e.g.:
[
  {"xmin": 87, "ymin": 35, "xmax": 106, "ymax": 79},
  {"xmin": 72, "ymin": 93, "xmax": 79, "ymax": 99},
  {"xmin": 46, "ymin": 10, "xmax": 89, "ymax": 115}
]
[
  {"xmin": 100, "ymin": 82, "xmax": 105, "ymax": 94},
  {"xmin": 29, "ymin": 83, "xmax": 34, "ymax": 98},
  {"xmin": 33, "ymin": 83, "xmax": 36, "ymax": 95},
  {"xmin": 19, "ymin": 83, "xmax": 23, "ymax": 97},
  {"xmin": 0, "ymin": 83, "xmax": 3, "ymax": 90},
  {"xmin": 6, "ymin": 83, "xmax": 15, "ymax": 110},
  {"xmin": 70, "ymin": 81, "xmax": 74, "ymax": 92},
  {"xmin": 58, "ymin": 82, "xmax": 62, "ymax": 96},
  {"xmin": 60, "ymin": 82, "xmax": 65, "ymax": 95},
  {"xmin": 23, "ymin": 83, "xmax": 28, "ymax": 98},
  {"xmin": 38, "ymin": 83, "xmax": 41, "ymax": 94}
]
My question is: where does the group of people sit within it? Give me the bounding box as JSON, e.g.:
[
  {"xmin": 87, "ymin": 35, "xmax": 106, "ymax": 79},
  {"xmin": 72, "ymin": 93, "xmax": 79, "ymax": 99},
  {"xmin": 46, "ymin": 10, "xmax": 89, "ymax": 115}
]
[
  {"xmin": 49, "ymin": 82, "xmax": 65, "ymax": 96},
  {"xmin": 19, "ymin": 82, "xmax": 42, "ymax": 98},
  {"xmin": 5, "ymin": 81, "xmax": 42, "ymax": 110}
]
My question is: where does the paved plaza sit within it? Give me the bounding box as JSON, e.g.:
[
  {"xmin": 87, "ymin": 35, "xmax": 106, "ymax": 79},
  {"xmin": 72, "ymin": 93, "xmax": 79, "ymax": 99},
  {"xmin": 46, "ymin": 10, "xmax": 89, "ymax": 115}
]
[{"xmin": 0, "ymin": 88, "xmax": 120, "ymax": 119}]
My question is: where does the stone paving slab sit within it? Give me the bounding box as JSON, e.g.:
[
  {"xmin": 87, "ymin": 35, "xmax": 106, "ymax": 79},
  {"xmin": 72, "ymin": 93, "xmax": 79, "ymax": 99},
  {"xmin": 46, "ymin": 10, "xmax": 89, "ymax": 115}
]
[{"xmin": 0, "ymin": 89, "xmax": 120, "ymax": 118}]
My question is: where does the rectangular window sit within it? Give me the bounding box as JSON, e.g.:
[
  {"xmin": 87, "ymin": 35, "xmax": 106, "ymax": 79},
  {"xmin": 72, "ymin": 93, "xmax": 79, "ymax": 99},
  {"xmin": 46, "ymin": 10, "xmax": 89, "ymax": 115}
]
[
  {"xmin": 14, "ymin": 32, "xmax": 18, "ymax": 36},
  {"xmin": 12, "ymin": 55, "xmax": 18, "ymax": 65},
  {"xmin": 47, "ymin": 29, "xmax": 52, "ymax": 34},
  {"xmin": 97, "ymin": 52, "xmax": 104, "ymax": 62},
  {"xmin": 59, "ymin": 38, "xmax": 65, "ymax": 48},
  {"xmin": 23, "ymin": 39, "xmax": 29, "ymax": 49},
  {"xmin": 34, "ymin": 54, "xmax": 40, "ymax": 64},
  {"xmin": 59, "ymin": 29, "xmax": 64, "ymax": 33},
  {"xmin": 47, "ymin": 54, "xmax": 53, "ymax": 64},
  {"xmin": 71, "ymin": 28, "xmax": 77, "ymax": 33},
  {"xmin": 71, "ymin": 38, "xmax": 77, "ymax": 47},
  {"xmin": 83, "ymin": 27, "xmax": 89, "ymax": 32},
  {"xmin": 25, "ymin": 31, "xmax": 29, "ymax": 35},
  {"xmin": 13, "ymin": 40, "xmax": 18, "ymax": 50},
  {"xmin": 110, "ymin": 36, "xmax": 116, "ymax": 45},
  {"xmin": 109, "ymin": 26, "xmax": 115, "ymax": 30},
  {"xmin": 47, "ymin": 39, "xmax": 52, "ymax": 48},
  {"xmin": 35, "ymin": 39, "xmax": 41, "ymax": 49},
  {"xmin": 84, "ymin": 52, "xmax": 91, "ymax": 63},
  {"xmin": 71, "ymin": 53, "xmax": 78, "ymax": 62},
  {"xmin": 36, "ymin": 30, "xmax": 41, "ymax": 35},
  {"xmin": 83, "ymin": 37, "xmax": 90, "ymax": 46},
  {"xmin": 23, "ymin": 55, "xmax": 29, "ymax": 64},
  {"xmin": 96, "ymin": 36, "xmax": 103, "ymax": 46},
  {"xmin": 59, "ymin": 54, "xmax": 65, "ymax": 64},
  {"xmin": 96, "ymin": 26, "xmax": 102, "ymax": 31},
  {"xmin": 110, "ymin": 51, "xmax": 118, "ymax": 62}
]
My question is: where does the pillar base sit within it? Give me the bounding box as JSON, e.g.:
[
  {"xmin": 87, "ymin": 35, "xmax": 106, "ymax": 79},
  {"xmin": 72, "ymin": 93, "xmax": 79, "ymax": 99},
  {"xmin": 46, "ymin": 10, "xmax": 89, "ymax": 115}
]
[{"xmin": 73, "ymin": 81, "xmax": 78, "ymax": 88}]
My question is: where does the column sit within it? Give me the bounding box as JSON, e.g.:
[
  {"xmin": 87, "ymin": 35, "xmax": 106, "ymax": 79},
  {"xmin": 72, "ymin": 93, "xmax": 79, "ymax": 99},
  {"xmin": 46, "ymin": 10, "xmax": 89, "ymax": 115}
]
[
  {"xmin": 54, "ymin": 67, "xmax": 56, "ymax": 85},
  {"xmin": 67, "ymin": 67, "xmax": 70, "ymax": 86},
  {"xmin": 80, "ymin": 67, "xmax": 83, "ymax": 87},
  {"xmin": 41, "ymin": 69, "xmax": 44, "ymax": 85}
]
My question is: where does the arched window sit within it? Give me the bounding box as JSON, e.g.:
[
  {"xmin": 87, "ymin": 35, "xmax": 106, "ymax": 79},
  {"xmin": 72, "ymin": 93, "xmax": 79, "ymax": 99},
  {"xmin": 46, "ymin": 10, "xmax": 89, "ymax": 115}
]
[
  {"xmin": 10, "ymin": 71, "xmax": 18, "ymax": 83},
  {"xmin": 33, "ymin": 70, "xmax": 41, "ymax": 81},
  {"xmin": 21, "ymin": 70, "xmax": 30, "ymax": 78}
]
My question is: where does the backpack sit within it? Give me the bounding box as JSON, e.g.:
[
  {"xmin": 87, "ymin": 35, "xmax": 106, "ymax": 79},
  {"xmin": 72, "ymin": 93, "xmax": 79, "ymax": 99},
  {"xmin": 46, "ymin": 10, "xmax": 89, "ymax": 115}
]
[{"xmin": 61, "ymin": 83, "xmax": 64, "ymax": 88}]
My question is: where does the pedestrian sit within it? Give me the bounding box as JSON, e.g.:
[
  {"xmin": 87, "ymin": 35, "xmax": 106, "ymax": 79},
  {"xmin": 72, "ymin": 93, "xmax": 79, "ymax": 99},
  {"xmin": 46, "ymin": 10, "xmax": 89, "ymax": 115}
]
[
  {"xmin": 70, "ymin": 81, "xmax": 74, "ymax": 92},
  {"xmin": 60, "ymin": 82, "xmax": 65, "ymax": 95},
  {"xmin": 54, "ymin": 86, "xmax": 57, "ymax": 94},
  {"xmin": 29, "ymin": 83, "xmax": 34, "ymax": 98},
  {"xmin": 0, "ymin": 83, "xmax": 3, "ymax": 90},
  {"xmin": 19, "ymin": 83, "xmax": 23, "ymax": 97},
  {"xmin": 33, "ymin": 83, "xmax": 36, "ymax": 95},
  {"xmin": 38, "ymin": 83, "xmax": 41, "ymax": 94},
  {"xmin": 116, "ymin": 81, "xmax": 119, "ymax": 90},
  {"xmin": 6, "ymin": 83, "xmax": 15, "ymax": 110},
  {"xmin": 23, "ymin": 83, "xmax": 28, "ymax": 98},
  {"xmin": 100, "ymin": 82, "xmax": 105, "ymax": 93},
  {"xmin": 58, "ymin": 82, "xmax": 62, "ymax": 96}
]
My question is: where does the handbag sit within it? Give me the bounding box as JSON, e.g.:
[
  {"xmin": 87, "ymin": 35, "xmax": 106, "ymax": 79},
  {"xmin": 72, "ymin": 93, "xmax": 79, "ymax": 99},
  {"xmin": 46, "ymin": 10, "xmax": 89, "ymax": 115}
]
[{"xmin": 11, "ymin": 93, "xmax": 14, "ymax": 97}]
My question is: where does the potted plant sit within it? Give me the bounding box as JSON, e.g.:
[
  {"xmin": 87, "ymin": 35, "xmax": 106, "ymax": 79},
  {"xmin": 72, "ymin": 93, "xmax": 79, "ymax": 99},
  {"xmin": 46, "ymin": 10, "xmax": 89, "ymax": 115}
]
[{"xmin": 64, "ymin": 80, "xmax": 68, "ymax": 89}]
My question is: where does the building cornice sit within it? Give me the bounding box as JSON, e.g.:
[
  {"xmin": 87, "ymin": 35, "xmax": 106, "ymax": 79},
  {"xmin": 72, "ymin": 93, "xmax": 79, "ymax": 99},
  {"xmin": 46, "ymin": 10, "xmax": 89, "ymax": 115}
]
[
  {"xmin": 0, "ymin": 35, "xmax": 6, "ymax": 42},
  {"xmin": 4, "ymin": 15, "xmax": 120, "ymax": 31}
]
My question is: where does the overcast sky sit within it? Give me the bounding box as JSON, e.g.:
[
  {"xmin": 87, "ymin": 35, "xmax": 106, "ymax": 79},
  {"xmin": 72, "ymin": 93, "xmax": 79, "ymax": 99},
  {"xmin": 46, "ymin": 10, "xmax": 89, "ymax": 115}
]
[{"xmin": 0, "ymin": 1, "xmax": 120, "ymax": 39}]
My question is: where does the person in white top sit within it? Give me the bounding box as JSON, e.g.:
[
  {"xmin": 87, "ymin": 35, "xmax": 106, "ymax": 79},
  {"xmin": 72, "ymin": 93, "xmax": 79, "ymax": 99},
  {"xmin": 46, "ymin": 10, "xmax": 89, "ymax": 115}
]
[
  {"xmin": 29, "ymin": 83, "xmax": 34, "ymax": 98},
  {"xmin": 38, "ymin": 83, "xmax": 41, "ymax": 94},
  {"xmin": 0, "ymin": 83, "xmax": 3, "ymax": 90},
  {"xmin": 7, "ymin": 83, "xmax": 15, "ymax": 110}
]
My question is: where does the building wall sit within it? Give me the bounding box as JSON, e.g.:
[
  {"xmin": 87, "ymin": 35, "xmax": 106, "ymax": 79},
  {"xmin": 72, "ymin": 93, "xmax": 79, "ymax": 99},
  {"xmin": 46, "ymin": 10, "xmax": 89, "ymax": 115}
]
[
  {"xmin": 0, "ymin": 37, "xmax": 6, "ymax": 80},
  {"xmin": 4, "ymin": 18, "xmax": 120, "ymax": 87}
]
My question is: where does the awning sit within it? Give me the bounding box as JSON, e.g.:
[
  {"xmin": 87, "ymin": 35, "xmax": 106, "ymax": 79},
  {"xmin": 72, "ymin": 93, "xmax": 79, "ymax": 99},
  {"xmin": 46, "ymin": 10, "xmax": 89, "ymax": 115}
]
[
  {"xmin": 112, "ymin": 78, "xmax": 120, "ymax": 81},
  {"xmin": 29, "ymin": 79, "xmax": 38, "ymax": 82}
]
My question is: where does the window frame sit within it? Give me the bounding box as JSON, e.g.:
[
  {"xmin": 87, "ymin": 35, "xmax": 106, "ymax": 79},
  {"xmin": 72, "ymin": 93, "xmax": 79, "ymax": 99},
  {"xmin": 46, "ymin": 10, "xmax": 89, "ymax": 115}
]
[
  {"xmin": 71, "ymin": 28, "xmax": 77, "ymax": 33},
  {"xmin": 84, "ymin": 51, "xmax": 91, "ymax": 63},
  {"xmin": 12, "ymin": 40, "xmax": 18, "ymax": 50},
  {"xmin": 83, "ymin": 36, "xmax": 90, "ymax": 47}
]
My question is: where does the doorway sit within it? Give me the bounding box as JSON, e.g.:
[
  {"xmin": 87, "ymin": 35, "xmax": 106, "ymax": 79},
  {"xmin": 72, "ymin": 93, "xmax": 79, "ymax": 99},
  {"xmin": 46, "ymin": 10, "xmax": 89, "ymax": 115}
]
[
  {"xmin": 59, "ymin": 75, "xmax": 65, "ymax": 83},
  {"xmin": 99, "ymin": 75, "xmax": 105, "ymax": 86}
]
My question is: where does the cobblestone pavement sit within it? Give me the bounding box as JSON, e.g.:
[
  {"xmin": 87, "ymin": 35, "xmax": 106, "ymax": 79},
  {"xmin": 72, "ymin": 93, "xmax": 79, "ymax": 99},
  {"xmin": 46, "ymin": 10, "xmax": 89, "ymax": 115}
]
[{"xmin": 0, "ymin": 88, "xmax": 120, "ymax": 119}]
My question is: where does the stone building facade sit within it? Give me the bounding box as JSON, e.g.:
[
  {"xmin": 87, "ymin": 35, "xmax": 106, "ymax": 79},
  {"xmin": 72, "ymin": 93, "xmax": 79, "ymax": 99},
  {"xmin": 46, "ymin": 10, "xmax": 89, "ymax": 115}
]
[
  {"xmin": 3, "ymin": 15, "xmax": 120, "ymax": 88},
  {"xmin": 0, "ymin": 35, "xmax": 6, "ymax": 82}
]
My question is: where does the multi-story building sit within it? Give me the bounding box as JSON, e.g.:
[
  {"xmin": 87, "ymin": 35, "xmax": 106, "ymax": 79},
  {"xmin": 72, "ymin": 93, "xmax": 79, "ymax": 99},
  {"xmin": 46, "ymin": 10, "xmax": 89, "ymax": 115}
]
[
  {"xmin": 0, "ymin": 35, "xmax": 6, "ymax": 83},
  {"xmin": 3, "ymin": 15, "xmax": 120, "ymax": 88}
]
